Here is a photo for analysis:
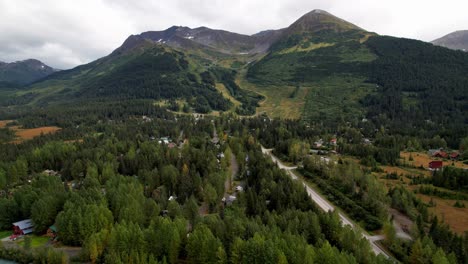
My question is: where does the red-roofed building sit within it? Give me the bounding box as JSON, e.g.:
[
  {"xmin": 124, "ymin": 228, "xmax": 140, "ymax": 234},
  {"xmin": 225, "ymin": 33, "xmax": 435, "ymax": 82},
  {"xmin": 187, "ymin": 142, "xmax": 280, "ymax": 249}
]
[
  {"xmin": 10, "ymin": 219, "xmax": 34, "ymax": 240},
  {"xmin": 433, "ymin": 151, "xmax": 448, "ymax": 159},
  {"xmin": 450, "ymin": 152, "xmax": 460, "ymax": 160},
  {"xmin": 429, "ymin": 161, "xmax": 443, "ymax": 170}
]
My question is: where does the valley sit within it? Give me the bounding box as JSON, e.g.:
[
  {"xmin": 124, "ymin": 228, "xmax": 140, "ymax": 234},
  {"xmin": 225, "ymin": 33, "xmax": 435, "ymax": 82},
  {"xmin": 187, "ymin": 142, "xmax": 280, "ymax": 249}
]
[{"xmin": 0, "ymin": 7, "xmax": 466, "ymax": 264}]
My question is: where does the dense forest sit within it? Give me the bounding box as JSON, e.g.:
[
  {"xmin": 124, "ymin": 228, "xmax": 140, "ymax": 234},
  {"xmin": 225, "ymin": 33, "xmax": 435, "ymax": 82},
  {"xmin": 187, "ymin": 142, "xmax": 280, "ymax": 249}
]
[
  {"xmin": 0, "ymin": 101, "xmax": 466, "ymax": 263},
  {"xmin": 0, "ymin": 108, "xmax": 395, "ymax": 263}
]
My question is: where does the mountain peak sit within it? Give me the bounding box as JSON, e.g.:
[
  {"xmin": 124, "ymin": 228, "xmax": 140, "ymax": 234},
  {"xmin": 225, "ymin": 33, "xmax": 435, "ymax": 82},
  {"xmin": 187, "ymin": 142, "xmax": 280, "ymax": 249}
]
[
  {"xmin": 308, "ymin": 9, "xmax": 330, "ymax": 15},
  {"xmin": 432, "ymin": 30, "xmax": 468, "ymax": 51},
  {"xmin": 0, "ymin": 59, "xmax": 55, "ymax": 85},
  {"xmin": 287, "ymin": 9, "xmax": 362, "ymax": 35}
]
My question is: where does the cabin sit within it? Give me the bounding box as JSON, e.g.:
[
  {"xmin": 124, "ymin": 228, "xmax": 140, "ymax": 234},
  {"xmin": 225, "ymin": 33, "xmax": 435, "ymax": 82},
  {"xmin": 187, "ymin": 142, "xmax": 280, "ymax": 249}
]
[
  {"xmin": 450, "ymin": 152, "xmax": 460, "ymax": 160},
  {"xmin": 46, "ymin": 225, "xmax": 57, "ymax": 239},
  {"xmin": 433, "ymin": 151, "xmax": 448, "ymax": 159},
  {"xmin": 11, "ymin": 219, "xmax": 34, "ymax": 240},
  {"xmin": 428, "ymin": 149, "xmax": 442, "ymax": 156},
  {"xmin": 429, "ymin": 161, "xmax": 443, "ymax": 170}
]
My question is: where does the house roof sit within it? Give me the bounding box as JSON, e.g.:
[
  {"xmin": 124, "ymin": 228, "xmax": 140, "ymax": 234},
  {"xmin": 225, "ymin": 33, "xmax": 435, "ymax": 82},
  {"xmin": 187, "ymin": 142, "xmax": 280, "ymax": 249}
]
[
  {"xmin": 49, "ymin": 225, "xmax": 57, "ymax": 232},
  {"xmin": 13, "ymin": 219, "xmax": 33, "ymax": 230},
  {"xmin": 434, "ymin": 151, "xmax": 448, "ymax": 158},
  {"xmin": 22, "ymin": 227, "xmax": 34, "ymax": 235}
]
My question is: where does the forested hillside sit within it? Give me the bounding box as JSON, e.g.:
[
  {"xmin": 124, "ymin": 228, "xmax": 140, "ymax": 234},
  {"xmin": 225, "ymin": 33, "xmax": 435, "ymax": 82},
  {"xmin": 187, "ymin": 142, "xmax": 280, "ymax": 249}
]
[{"xmin": 247, "ymin": 32, "xmax": 468, "ymax": 147}]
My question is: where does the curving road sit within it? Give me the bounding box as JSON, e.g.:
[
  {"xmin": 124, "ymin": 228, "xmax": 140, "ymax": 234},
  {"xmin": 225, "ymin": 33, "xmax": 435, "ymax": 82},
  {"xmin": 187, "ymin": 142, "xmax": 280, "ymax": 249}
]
[{"xmin": 261, "ymin": 146, "xmax": 391, "ymax": 258}]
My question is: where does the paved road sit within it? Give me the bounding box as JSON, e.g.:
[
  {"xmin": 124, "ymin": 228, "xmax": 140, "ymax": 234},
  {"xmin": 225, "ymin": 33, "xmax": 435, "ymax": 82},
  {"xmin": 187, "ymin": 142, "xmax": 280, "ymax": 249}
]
[{"xmin": 261, "ymin": 146, "xmax": 391, "ymax": 258}]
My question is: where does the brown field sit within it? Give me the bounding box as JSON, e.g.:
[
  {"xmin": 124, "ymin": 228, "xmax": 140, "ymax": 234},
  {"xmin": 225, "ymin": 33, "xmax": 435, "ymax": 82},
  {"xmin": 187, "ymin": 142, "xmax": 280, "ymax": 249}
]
[
  {"xmin": 0, "ymin": 120, "xmax": 13, "ymax": 128},
  {"xmin": 347, "ymin": 153, "xmax": 468, "ymax": 235},
  {"xmin": 13, "ymin": 126, "xmax": 61, "ymax": 141},
  {"xmin": 418, "ymin": 194, "xmax": 468, "ymax": 234},
  {"xmin": 1, "ymin": 120, "xmax": 61, "ymax": 143},
  {"xmin": 401, "ymin": 151, "xmax": 468, "ymax": 170}
]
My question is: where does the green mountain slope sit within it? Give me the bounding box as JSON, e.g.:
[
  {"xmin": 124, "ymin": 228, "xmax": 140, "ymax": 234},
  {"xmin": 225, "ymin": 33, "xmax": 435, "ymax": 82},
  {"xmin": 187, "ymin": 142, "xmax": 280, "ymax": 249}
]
[
  {"xmin": 3, "ymin": 42, "xmax": 263, "ymax": 114},
  {"xmin": 1, "ymin": 9, "xmax": 467, "ymax": 146},
  {"xmin": 244, "ymin": 12, "xmax": 467, "ymax": 147}
]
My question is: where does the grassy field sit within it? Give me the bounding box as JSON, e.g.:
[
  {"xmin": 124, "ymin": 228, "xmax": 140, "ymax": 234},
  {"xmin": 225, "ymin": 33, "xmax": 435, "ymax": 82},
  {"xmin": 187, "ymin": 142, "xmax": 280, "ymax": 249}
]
[
  {"xmin": 418, "ymin": 194, "xmax": 468, "ymax": 234},
  {"xmin": 378, "ymin": 164, "xmax": 466, "ymax": 234},
  {"xmin": 0, "ymin": 230, "xmax": 11, "ymax": 239},
  {"xmin": 236, "ymin": 70, "xmax": 307, "ymax": 119},
  {"xmin": 16, "ymin": 235, "xmax": 50, "ymax": 248},
  {"xmin": 0, "ymin": 120, "xmax": 61, "ymax": 143},
  {"xmin": 342, "ymin": 154, "xmax": 468, "ymax": 234},
  {"xmin": 215, "ymin": 83, "xmax": 242, "ymax": 110},
  {"xmin": 401, "ymin": 151, "xmax": 468, "ymax": 170}
]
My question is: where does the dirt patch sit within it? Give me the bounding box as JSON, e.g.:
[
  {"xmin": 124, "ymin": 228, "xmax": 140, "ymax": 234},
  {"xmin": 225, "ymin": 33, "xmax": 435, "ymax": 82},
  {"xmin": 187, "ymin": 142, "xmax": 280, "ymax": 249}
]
[
  {"xmin": 389, "ymin": 208, "xmax": 413, "ymax": 237},
  {"xmin": 13, "ymin": 126, "xmax": 61, "ymax": 142},
  {"xmin": 0, "ymin": 120, "xmax": 14, "ymax": 128},
  {"xmin": 1, "ymin": 120, "xmax": 61, "ymax": 143},
  {"xmin": 401, "ymin": 152, "xmax": 468, "ymax": 170}
]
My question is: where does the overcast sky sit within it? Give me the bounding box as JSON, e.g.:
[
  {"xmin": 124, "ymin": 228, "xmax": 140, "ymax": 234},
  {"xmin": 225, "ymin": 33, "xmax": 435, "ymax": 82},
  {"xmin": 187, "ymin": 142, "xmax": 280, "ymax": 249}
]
[{"xmin": 1, "ymin": 0, "xmax": 467, "ymax": 69}]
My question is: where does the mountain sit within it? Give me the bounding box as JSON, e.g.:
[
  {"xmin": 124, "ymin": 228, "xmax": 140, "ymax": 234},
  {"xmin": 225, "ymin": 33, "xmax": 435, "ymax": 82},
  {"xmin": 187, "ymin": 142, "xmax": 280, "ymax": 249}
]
[
  {"xmin": 432, "ymin": 30, "xmax": 468, "ymax": 51},
  {"xmin": 245, "ymin": 11, "xmax": 467, "ymax": 147},
  {"xmin": 284, "ymin": 9, "xmax": 361, "ymax": 36},
  {"xmin": 117, "ymin": 25, "xmax": 283, "ymax": 56},
  {"xmin": 116, "ymin": 9, "xmax": 356, "ymax": 56},
  {"xmin": 1, "ymin": 9, "xmax": 467, "ymax": 146},
  {"xmin": 0, "ymin": 59, "xmax": 56, "ymax": 86}
]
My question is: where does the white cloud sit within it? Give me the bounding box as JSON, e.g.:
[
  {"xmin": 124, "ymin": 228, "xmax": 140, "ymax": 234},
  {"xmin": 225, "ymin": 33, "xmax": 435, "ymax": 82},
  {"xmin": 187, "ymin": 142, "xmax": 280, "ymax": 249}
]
[{"xmin": 0, "ymin": 0, "xmax": 467, "ymax": 69}]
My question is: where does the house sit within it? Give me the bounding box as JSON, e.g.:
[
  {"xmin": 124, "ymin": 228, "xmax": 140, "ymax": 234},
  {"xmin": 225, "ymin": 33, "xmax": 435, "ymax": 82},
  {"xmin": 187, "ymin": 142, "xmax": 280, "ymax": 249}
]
[
  {"xmin": 167, "ymin": 142, "xmax": 177, "ymax": 149},
  {"xmin": 46, "ymin": 225, "xmax": 57, "ymax": 239},
  {"xmin": 363, "ymin": 138, "xmax": 371, "ymax": 145},
  {"xmin": 235, "ymin": 186, "xmax": 243, "ymax": 192},
  {"xmin": 330, "ymin": 138, "xmax": 337, "ymax": 146},
  {"xmin": 11, "ymin": 219, "xmax": 34, "ymax": 240},
  {"xmin": 429, "ymin": 161, "xmax": 443, "ymax": 170},
  {"xmin": 433, "ymin": 151, "xmax": 448, "ymax": 159},
  {"xmin": 428, "ymin": 148, "xmax": 443, "ymax": 157},
  {"xmin": 314, "ymin": 139, "xmax": 324, "ymax": 148},
  {"xmin": 450, "ymin": 152, "xmax": 460, "ymax": 160}
]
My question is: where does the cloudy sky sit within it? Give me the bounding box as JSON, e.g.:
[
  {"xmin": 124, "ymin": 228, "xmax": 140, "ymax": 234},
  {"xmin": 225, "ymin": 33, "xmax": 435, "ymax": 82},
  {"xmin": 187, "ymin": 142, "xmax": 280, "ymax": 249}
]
[{"xmin": 1, "ymin": 0, "xmax": 467, "ymax": 69}]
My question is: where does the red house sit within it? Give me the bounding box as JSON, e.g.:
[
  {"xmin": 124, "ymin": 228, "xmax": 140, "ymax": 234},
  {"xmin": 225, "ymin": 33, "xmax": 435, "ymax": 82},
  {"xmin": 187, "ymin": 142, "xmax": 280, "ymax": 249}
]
[
  {"xmin": 433, "ymin": 151, "xmax": 448, "ymax": 159},
  {"xmin": 450, "ymin": 152, "xmax": 460, "ymax": 160},
  {"xmin": 429, "ymin": 161, "xmax": 443, "ymax": 170},
  {"xmin": 10, "ymin": 219, "xmax": 34, "ymax": 240}
]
